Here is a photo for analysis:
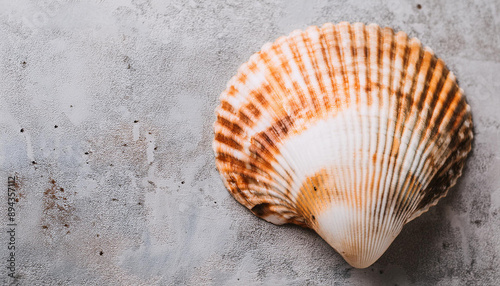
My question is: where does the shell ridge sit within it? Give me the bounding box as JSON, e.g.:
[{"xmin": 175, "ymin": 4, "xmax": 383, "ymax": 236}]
[
  {"xmin": 397, "ymin": 53, "xmax": 436, "ymax": 219},
  {"xmin": 341, "ymin": 23, "xmax": 362, "ymax": 257},
  {"xmin": 415, "ymin": 76, "xmax": 461, "ymax": 198},
  {"xmin": 378, "ymin": 27, "xmax": 408, "ymax": 260},
  {"xmin": 400, "ymin": 60, "xmax": 451, "ymax": 213},
  {"xmin": 365, "ymin": 25, "xmax": 380, "ymax": 264},
  {"xmin": 416, "ymin": 105, "xmax": 472, "ymax": 214},
  {"xmin": 284, "ymin": 33, "xmax": 313, "ymax": 118},
  {"xmin": 298, "ymin": 28, "xmax": 324, "ymax": 116},
  {"xmin": 353, "ymin": 23, "xmax": 372, "ymax": 261},
  {"xmin": 382, "ymin": 30, "xmax": 413, "ymax": 242},
  {"xmin": 367, "ymin": 24, "xmax": 384, "ymax": 261},
  {"xmin": 387, "ymin": 41, "xmax": 429, "ymax": 226},
  {"xmin": 338, "ymin": 25, "xmax": 359, "ymax": 258},
  {"xmin": 325, "ymin": 24, "xmax": 351, "ymax": 229},
  {"xmin": 252, "ymin": 45, "xmax": 309, "ymax": 209},
  {"xmin": 370, "ymin": 32, "xmax": 389, "ymax": 262},
  {"xmin": 373, "ymin": 27, "xmax": 396, "ymax": 256}
]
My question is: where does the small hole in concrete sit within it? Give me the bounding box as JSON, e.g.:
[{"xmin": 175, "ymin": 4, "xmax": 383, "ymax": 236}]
[
  {"xmin": 416, "ymin": 4, "xmax": 422, "ymax": 9},
  {"xmin": 54, "ymin": 125, "xmax": 58, "ymax": 128},
  {"xmin": 99, "ymin": 251, "xmax": 103, "ymax": 256},
  {"xmin": 20, "ymin": 128, "xmax": 24, "ymax": 133}
]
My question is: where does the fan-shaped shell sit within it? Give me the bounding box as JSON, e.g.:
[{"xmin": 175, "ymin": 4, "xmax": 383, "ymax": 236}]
[{"xmin": 213, "ymin": 22, "xmax": 473, "ymax": 268}]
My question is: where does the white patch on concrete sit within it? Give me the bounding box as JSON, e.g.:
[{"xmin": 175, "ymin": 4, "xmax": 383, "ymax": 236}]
[
  {"xmin": 491, "ymin": 188, "xmax": 500, "ymax": 211},
  {"xmin": 59, "ymin": 83, "xmax": 91, "ymax": 126},
  {"xmin": 146, "ymin": 131, "xmax": 155, "ymax": 164},
  {"xmin": 75, "ymin": 178, "xmax": 99, "ymax": 198},
  {"xmin": 178, "ymin": 202, "xmax": 188, "ymax": 213},
  {"xmin": 445, "ymin": 206, "xmax": 471, "ymax": 265},
  {"xmin": 132, "ymin": 122, "xmax": 140, "ymax": 141},
  {"xmin": 24, "ymin": 132, "xmax": 35, "ymax": 162},
  {"xmin": 141, "ymin": 162, "xmax": 176, "ymax": 189}
]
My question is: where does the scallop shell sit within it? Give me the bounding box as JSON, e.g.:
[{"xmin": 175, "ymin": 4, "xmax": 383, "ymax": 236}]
[{"xmin": 213, "ymin": 22, "xmax": 473, "ymax": 268}]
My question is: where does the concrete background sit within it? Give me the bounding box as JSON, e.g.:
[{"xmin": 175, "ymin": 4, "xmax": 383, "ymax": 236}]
[{"xmin": 0, "ymin": 0, "xmax": 499, "ymax": 285}]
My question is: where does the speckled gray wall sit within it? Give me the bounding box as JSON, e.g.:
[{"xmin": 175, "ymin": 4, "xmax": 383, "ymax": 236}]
[{"xmin": 0, "ymin": 0, "xmax": 499, "ymax": 285}]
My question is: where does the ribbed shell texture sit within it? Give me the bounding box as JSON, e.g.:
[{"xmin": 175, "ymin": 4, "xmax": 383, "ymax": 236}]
[{"xmin": 213, "ymin": 22, "xmax": 473, "ymax": 268}]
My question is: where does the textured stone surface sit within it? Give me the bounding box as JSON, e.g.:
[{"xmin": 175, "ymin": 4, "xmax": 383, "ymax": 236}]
[{"xmin": 0, "ymin": 0, "xmax": 499, "ymax": 285}]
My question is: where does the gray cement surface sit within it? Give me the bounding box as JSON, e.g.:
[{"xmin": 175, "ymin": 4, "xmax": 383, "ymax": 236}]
[{"xmin": 0, "ymin": 0, "xmax": 499, "ymax": 285}]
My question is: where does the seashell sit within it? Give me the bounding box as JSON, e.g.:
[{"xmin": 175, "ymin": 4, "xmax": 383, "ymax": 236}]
[{"xmin": 213, "ymin": 22, "xmax": 473, "ymax": 268}]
